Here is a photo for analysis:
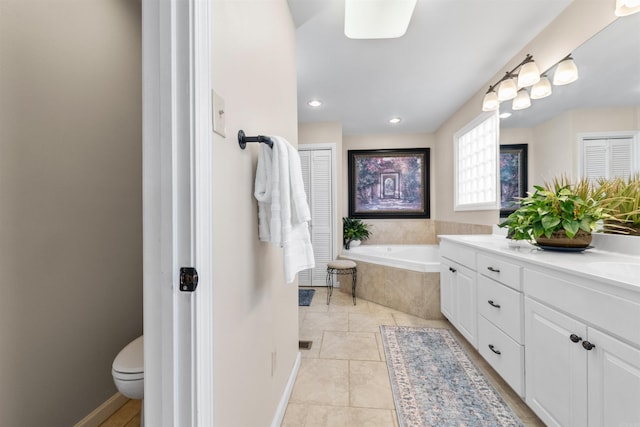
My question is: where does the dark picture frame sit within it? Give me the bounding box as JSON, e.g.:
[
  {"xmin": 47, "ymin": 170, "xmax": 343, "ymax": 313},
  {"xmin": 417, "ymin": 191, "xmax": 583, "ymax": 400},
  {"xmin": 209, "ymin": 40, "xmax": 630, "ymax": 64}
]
[
  {"xmin": 348, "ymin": 148, "xmax": 430, "ymax": 219},
  {"xmin": 499, "ymin": 144, "xmax": 528, "ymax": 216}
]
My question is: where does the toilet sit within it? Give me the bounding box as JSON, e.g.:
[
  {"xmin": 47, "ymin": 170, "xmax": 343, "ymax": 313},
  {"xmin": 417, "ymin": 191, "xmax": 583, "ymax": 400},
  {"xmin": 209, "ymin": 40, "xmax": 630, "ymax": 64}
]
[{"xmin": 112, "ymin": 335, "xmax": 144, "ymax": 401}]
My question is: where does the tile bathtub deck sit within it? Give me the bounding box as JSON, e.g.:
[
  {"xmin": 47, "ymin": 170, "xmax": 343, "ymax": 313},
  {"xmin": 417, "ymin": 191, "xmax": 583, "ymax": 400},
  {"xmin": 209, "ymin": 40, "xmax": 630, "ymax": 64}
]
[{"xmin": 284, "ymin": 286, "xmax": 544, "ymax": 427}]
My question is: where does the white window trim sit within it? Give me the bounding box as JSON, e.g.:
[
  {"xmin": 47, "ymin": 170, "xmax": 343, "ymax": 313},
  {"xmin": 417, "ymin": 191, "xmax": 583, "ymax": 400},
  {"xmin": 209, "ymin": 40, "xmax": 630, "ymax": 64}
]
[
  {"xmin": 577, "ymin": 131, "xmax": 640, "ymax": 180},
  {"xmin": 453, "ymin": 110, "xmax": 500, "ymax": 211}
]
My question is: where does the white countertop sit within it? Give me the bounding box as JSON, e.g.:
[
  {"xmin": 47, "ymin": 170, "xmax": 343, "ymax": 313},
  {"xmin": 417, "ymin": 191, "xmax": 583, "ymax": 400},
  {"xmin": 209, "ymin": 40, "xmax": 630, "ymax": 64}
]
[{"xmin": 438, "ymin": 234, "xmax": 640, "ymax": 292}]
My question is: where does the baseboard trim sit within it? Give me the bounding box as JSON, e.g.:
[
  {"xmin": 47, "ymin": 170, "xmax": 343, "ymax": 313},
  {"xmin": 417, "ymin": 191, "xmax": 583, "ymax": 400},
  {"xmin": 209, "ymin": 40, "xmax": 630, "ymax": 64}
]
[
  {"xmin": 270, "ymin": 351, "xmax": 301, "ymax": 427},
  {"xmin": 74, "ymin": 392, "xmax": 129, "ymax": 427}
]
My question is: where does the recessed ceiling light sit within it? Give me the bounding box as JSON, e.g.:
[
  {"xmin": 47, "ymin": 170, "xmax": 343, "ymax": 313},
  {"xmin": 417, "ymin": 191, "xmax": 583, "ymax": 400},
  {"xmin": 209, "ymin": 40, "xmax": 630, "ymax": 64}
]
[
  {"xmin": 389, "ymin": 117, "xmax": 402, "ymax": 124},
  {"xmin": 499, "ymin": 112, "xmax": 512, "ymax": 119},
  {"xmin": 307, "ymin": 99, "xmax": 322, "ymax": 107}
]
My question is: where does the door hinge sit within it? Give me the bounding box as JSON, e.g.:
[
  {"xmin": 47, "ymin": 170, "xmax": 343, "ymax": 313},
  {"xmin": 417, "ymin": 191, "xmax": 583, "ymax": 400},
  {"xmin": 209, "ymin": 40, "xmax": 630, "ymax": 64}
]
[{"xmin": 180, "ymin": 267, "xmax": 199, "ymax": 292}]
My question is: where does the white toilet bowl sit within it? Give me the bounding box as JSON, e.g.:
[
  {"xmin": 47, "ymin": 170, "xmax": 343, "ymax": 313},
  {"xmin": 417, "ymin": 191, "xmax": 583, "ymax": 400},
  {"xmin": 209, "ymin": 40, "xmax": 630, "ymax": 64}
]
[{"xmin": 112, "ymin": 335, "xmax": 144, "ymax": 400}]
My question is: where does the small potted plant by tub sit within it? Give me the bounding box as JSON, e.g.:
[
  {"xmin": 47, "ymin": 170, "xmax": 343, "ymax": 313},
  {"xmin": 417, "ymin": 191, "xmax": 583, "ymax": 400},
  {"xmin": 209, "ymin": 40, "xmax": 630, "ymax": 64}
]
[
  {"xmin": 499, "ymin": 177, "xmax": 607, "ymax": 249},
  {"xmin": 343, "ymin": 217, "xmax": 371, "ymax": 249}
]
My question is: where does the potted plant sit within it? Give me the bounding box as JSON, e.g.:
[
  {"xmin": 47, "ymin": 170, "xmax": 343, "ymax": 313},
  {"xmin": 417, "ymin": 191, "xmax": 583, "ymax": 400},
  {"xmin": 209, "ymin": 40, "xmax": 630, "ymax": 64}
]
[
  {"xmin": 598, "ymin": 174, "xmax": 640, "ymax": 236},
  {"xmin": 343, "ymin": 217, "xmax": 371, "ymax": 249},
  {"xmin": 499, "ymin": 177, "xmax": 607, "ymax": 248}
]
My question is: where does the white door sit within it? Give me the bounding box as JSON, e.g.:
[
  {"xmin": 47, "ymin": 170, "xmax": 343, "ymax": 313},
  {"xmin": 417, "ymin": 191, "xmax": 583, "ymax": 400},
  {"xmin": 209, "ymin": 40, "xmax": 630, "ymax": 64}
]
[
  {"xmin": 142, "ymin": 0, "xmax": 214, "ymax": 425},
  {"xmin": 525, "ymin": 297, "xmax": 588, "ymax": 427},
  {"xmin": 587, "ymin": 328, "xmax": 640, "ymax": 427},
  {"xmin": 298, "ymin": 146, "xmax": 335, "ymax": 286},
  {"xmin": 454, "ymin": 264, "xmax": 477, "ymax": 348}
]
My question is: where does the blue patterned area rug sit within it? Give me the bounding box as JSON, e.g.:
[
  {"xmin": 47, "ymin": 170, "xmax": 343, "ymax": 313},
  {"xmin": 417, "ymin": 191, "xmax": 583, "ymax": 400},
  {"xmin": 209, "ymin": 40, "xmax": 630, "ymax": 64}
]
[
  {"xmin": 298, "ymin": 289, "xmax": 315, "ymax": 306},
  {"xmin": 380, "ymin": 326, "xmax": 524, "ymax": 427}
]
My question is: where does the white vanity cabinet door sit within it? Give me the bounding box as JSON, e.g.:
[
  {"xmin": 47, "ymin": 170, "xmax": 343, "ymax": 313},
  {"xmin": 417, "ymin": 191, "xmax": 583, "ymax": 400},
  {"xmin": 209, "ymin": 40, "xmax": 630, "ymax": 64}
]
[
  {"xmin": 439, "ymin": 261, "xmax": 456, "ymax": 321},
  {"xmin": 439, "ymin": 257, "xmax": 477, "ymax": 348},
  {"xmin": 525, "ymin": 297, "xmax": 588, "ymax": 427},
  {"xmin": 587, "ymin": 328, "xmax": 640, "ymax": 427}
]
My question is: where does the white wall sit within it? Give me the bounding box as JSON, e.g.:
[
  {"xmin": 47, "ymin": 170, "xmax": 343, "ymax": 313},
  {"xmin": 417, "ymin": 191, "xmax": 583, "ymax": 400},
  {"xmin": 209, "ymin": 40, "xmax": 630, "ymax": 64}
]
[
  {"xmin": 211, "ymin": 1, "xmax": 299, "ymax": 425},
  {"xmin": 0, "ymin": 1, "xmax": 143, "ymax": 425},
  {"xmin": 433, "ymin": 0, "xmax": 616, "ymax": 226}
]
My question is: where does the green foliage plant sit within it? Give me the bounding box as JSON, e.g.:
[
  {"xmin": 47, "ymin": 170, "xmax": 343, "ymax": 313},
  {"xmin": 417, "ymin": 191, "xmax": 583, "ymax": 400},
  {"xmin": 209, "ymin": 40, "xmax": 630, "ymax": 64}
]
[
  {"xmin": 597, "ymin": 174, "xmax": 640, "ymax": 234},
  {"xmin": 343, "ymin": 217, "xmax": 371, "ymax": 248},
  {"xmin": 499, "ymin": 179, "xmax": 607, "ymax": 241}
]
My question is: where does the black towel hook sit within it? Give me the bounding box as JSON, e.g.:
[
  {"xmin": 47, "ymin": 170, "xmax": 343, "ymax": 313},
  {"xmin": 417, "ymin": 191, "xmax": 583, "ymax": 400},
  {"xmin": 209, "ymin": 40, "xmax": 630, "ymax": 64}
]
[{"xmin": 238, "ymin": 130, "xmax": 274, "ymax": 150}]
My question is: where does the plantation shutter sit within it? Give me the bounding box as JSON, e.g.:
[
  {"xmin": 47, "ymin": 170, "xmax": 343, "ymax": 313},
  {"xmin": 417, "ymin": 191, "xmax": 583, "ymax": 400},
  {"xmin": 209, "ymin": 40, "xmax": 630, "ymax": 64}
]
[
  {"xmin": 298, "ymin": 148, "xmax": 334, "ymax": 286},
  {"xmin": 582, "ymin": 138, "xmax": 633, "ymax": 182}
]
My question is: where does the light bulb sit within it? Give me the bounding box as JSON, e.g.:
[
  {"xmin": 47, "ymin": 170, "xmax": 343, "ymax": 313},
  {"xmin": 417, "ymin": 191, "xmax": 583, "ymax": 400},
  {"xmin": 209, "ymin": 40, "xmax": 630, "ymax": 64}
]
[
  {"xmin": 517, "ymin": 61, "xmax": 540, "ymax": 88},
  {"xmin": 512, "ymin": 89, "xmax": 531, "ymax": 110},
  {"xmin": 553, "ymin": 58, "xmax": 579, "ymax": 86},
  {"xmin": 482, "ymin": 91, "xmax": 499, "ymax": 111},
  {"xmin": 530, "ymin": 76, "xmax": 552, "ymax": 99},
  {"xmin": 497, "ymin": 78, "xmax": 518, "ymax": 101}
]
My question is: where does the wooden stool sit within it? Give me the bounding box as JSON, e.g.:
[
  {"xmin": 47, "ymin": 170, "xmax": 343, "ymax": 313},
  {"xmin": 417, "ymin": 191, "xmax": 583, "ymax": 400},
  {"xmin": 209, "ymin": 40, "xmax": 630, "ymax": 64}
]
[{"xmin": 326, "ymin": 260, "xmax": 357, "ymax": 305}]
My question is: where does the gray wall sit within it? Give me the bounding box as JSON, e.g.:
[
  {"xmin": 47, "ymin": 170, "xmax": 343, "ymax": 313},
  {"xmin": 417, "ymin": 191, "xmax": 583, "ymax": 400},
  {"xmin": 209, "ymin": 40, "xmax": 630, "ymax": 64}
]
[{"xmin": 0, "ymin": 1, "xmax": 143, "ymax": 425}]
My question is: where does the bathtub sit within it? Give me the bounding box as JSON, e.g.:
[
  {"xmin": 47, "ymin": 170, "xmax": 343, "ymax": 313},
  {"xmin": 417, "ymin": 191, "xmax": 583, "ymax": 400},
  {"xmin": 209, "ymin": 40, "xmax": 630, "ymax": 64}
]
[
  {"xmin": 339, "ymin": 244, "xmax": 444, "ymax": 320},
  {"xmin": 341, "ymin": 244, "xmax": 440, "ymax": 273}
]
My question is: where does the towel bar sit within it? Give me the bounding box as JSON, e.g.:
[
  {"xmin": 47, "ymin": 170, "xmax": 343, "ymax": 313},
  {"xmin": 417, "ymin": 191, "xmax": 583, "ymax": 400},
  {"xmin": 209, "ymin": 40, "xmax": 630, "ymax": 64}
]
[{"xmin": 238, "ymin": 130, "xmax": 274, "ymax": 150}]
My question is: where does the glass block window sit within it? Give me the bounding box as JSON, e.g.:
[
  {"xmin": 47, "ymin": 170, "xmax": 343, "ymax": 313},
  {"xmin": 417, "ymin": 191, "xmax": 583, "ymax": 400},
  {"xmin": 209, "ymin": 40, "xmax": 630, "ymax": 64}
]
[{"xmin": 454, "ymin": 111, "xmax": 500, "ymax": 211}]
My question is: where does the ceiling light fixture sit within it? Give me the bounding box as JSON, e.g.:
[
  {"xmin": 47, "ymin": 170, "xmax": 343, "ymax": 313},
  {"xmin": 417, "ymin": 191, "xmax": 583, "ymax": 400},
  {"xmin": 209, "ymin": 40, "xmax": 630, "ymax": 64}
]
[
  {"xmin": 615, "ymin": 0, "xmax": 640, "ymax": 16},
  {"xmin": 307, "ymin": 99, "xmax": 323, "ymax": 107},
  {"xmin": 481, "ymin": 53, "xmax": 578, "ymax": 113},
  {"xmin": 344, "ymin": 0, "xmax": 417, "ymax": 39},
  {"xmin": 389, "ymin": 117, "xmax": 402, "ymax": 124}
]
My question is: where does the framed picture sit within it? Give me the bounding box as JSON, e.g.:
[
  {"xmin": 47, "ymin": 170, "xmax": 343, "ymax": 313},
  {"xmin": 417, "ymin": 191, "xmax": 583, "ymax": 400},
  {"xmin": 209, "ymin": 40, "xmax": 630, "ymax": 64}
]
[
  {"xmin": 499, "ymin": 144, "xmax": 528, "ymax": 216},
  {"xmin": 348, "ymin": 148, "xmax": 430, "ymax": 219}
]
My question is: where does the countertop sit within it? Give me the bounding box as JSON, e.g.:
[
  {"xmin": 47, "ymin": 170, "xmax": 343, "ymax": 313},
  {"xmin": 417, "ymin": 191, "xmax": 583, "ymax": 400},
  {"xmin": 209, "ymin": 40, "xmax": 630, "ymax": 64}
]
[{"xmin": 438, "ymin": 234, "xmax": 640, "ymax": 292}]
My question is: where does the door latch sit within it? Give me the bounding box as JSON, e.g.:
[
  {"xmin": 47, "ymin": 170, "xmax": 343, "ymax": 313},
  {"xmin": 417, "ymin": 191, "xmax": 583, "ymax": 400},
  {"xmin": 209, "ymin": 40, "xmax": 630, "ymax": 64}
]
[{"xmin": 180, "ymin": 267, "xmax": 198, "ymax": 292}]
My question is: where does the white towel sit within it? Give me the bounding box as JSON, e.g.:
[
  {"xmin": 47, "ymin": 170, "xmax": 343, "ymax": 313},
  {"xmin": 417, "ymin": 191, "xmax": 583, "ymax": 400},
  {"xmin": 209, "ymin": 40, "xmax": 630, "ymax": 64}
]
[{"xmin": 254, "ymin": 136, "xmax": 315, "ymax": 283}]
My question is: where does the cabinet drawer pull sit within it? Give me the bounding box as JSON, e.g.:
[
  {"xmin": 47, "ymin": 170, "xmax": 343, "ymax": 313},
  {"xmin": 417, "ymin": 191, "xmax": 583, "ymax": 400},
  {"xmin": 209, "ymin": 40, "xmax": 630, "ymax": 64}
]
[
  {"xmin": 488, "ymin": 344, "xmax": 501, "ymax": 355},
  {"xmin": 449, "ymin": 267, "xmax": 457, "ymax": 273},
  {"xmin": 487, "ymin": 300, "xmax": 501, "ymax": 308},
  {"xmin": 569, "ymin": 334, "xmax": 582, "ymax": 343},
  {"xmin": 582, "ymin": 341, "xmax": 596, "ymax": 351},
  {"xmin": 487, "ymin": 266, "xmax": 501, "ymax": 273}
]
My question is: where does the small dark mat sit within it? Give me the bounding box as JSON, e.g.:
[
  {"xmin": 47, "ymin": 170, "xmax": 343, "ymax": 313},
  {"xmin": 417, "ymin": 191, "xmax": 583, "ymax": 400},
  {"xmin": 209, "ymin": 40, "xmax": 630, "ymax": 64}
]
[{"xmin": 298, "ymin": 289, "xmax": 316, "ymax": 306}]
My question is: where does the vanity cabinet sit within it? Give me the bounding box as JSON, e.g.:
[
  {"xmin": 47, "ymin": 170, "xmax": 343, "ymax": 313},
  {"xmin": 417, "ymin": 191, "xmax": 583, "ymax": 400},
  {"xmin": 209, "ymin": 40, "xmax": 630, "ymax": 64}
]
[
  {"xmin": 476, "ymin": 255, "xmax": 524, "ymax": 396},
  {"xmin": 440, "ymin": 240, "xmax": 478, "ymax": 348},
  {"xmin": 524, "ymin": 269, "xmax": 640, "ymax": 427}
]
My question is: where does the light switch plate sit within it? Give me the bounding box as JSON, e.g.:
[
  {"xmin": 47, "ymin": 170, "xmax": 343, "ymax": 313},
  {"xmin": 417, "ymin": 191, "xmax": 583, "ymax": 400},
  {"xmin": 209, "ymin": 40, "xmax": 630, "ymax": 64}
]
[{"xmin": 212, "ymin": 90, "xmax": 226, "ymax": 137}]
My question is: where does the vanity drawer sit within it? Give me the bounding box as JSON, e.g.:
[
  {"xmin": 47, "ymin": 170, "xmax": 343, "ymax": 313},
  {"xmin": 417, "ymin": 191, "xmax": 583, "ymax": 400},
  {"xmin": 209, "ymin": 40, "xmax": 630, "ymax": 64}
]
[
  {"xmin": 440, "ymin": 240, "xmax": 476, "ymax": 270},
  {"xmin": 477, "ymin": 275, "xmax": 523, "ymax": 343},
  {"xmin": 478, "ymin": 316, "xmax": 525, "ymax": 397},
  {"xmin": 477, "ymin": 253, "xmax": 522, "ymax": 291}
]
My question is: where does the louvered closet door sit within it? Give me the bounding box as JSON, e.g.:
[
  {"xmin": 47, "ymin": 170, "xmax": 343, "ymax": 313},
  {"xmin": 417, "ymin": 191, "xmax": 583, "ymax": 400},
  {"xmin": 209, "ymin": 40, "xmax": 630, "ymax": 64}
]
[{"xmin": 298, "ymin": 149, "xmax": 334, "ymax": 286}]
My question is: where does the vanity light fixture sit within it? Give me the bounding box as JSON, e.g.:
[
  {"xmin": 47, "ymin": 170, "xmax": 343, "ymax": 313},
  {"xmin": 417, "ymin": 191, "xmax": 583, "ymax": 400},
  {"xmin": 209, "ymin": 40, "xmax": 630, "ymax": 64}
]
[
  {"xmin": 482, "ymin": 54, "xmax": 540, "ymax": 111},
  {"xmin": 389, "ymin": 117, "xmax": 402, "ymax": 124},
  {"xmin": 307, "ymin": 99, "xmax": 323, "ymax": 107},
  {"xmin": 552, "ymin": 55, "xmax": 579, "ymax": 85},
  {"xmin": 512, "ymin": 89, "xmax": 531, "ymax": 110},
  {"xmin": 530, "ymin": 75, "xmax": 553, "ymax": 99},
  {"xmin": 481, "ymin": 53, "xmax": 578, "ymax": 113},
  {"xmin": 615, "ymin": 0, "xmax": 640, "ymax": 16},
  {"xmin": 344, "ymin": 0, "xmax": 417, "ymax": 39}
]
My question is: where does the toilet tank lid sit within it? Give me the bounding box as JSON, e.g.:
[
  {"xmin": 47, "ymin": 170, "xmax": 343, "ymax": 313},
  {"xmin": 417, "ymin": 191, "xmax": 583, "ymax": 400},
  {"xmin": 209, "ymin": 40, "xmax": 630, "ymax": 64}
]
[{"xmin": 113, "ymin": 335, "xmax": 144, "ymax": 374}]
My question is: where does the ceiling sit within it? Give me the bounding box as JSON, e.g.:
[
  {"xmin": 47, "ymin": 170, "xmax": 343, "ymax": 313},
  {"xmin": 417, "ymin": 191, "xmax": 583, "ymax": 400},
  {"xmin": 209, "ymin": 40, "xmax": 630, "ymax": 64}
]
[{"xmin": 290, "ymin": 0, "xmax": 637, "ymax": 135}]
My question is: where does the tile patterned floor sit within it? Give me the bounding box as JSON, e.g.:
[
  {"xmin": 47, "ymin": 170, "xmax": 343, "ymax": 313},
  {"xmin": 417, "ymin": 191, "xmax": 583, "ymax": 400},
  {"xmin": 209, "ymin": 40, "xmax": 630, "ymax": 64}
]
[
  {"xmin": 102, "ymin": 286, "xmax": 544, "ymax": 426},
  {"xmin": 283, "ymin": 286, "xmax": 545, "ymax": 427}
]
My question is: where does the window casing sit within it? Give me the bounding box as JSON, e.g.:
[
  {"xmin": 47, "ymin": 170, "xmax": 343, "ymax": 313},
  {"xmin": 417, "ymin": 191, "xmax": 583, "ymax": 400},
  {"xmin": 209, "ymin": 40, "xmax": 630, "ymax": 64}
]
[{"xmin": 454, "ymin": 111, "xmax": 500, "ymax": 211}]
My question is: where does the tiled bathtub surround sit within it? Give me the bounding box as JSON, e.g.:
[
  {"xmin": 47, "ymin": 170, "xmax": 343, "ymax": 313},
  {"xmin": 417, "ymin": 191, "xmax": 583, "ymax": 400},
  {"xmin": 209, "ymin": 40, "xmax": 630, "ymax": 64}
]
[
  {"xmin": 359, "ymin": 219, "xmax": 492, "ymax": 245},
  {"xmin": 338, "ymin": 220, "xmax": 491, "ymax": 319},
  {"xmin": 344, "ymin": 260, "xmax": 444, "ymax": 320}
]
